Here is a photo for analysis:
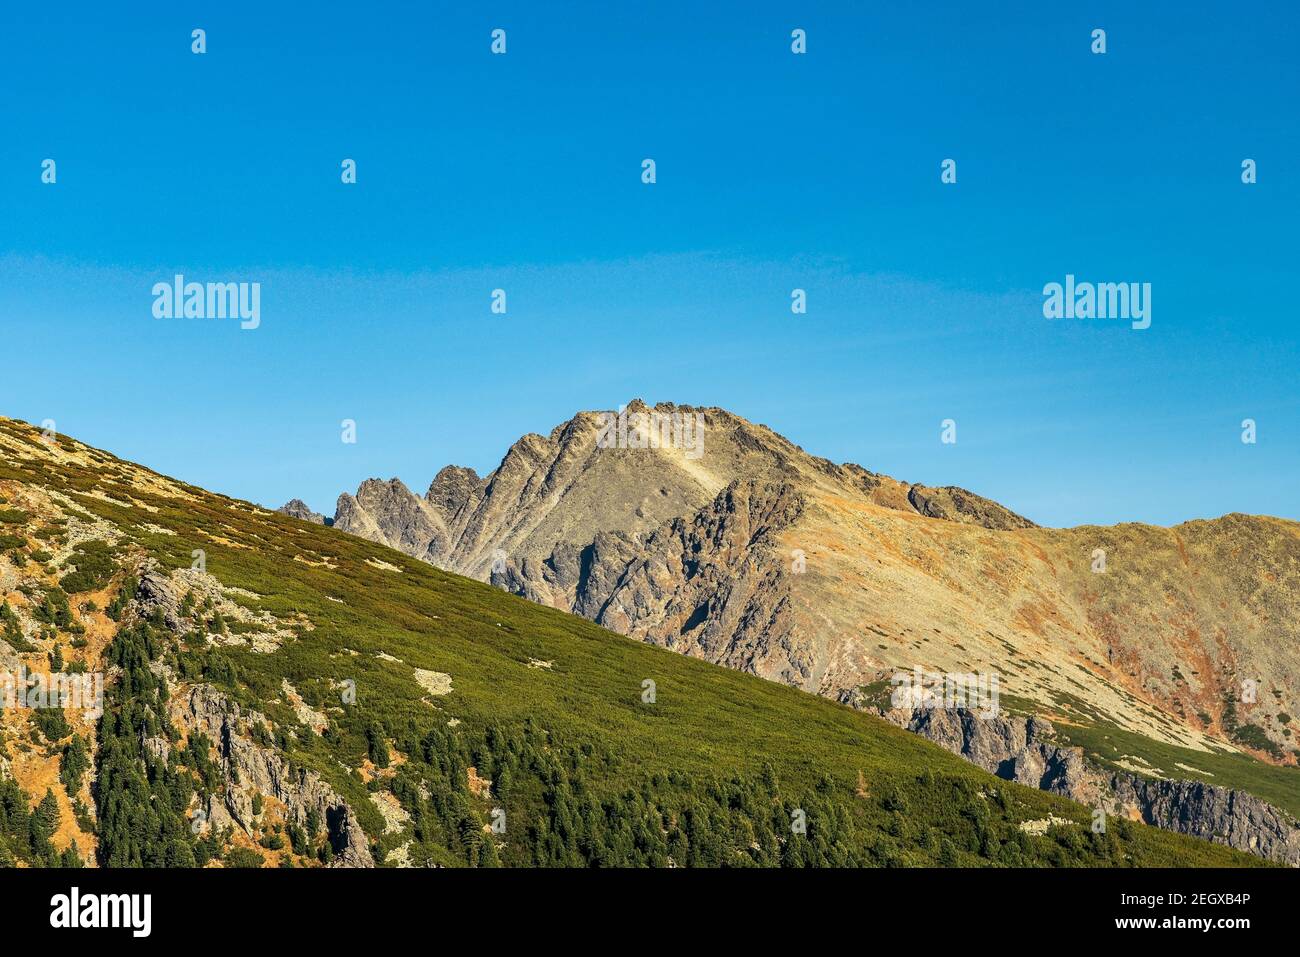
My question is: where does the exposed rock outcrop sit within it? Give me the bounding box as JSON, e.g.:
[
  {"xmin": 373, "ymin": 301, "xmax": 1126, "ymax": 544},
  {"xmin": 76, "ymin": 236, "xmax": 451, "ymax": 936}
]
[
  {"xmin": 426, "ymin": 466, "xmax": 480, "ymax": 523},
  {"xmin": 276, "ymin": 499, "xmax": 326, "ymax": 525},
  {"xmin": 135, "ymin": 568, "xmax": 187, "ymax": 632},
  {"xmin": 133, "ymin": 562, "xmax": 296, "ymax": 652},
  {"xmin": 873, "ymin": 702, "xmax": 1300, "ymax": 866},
  {"xmin": 170, "ymin": 683, "xmax": 374, "ymax": 867},
  {"xmin": 1108, "ymin": 772, "xmax": 1300, "ymax": 866},
  {"xmin": 906, "ymin": 484, "xmax": 1037, "ymax": 531},
  {"xmin": 334, "ymin": 478, "xmax": 450, "ymax": 565},
  {"xmin": 881, "ymin": 706, "xmax": 1093, "ymax": 800},
  {"xmin": 594, "ymin": 480, "xmax": 810, "ymax": 683}
]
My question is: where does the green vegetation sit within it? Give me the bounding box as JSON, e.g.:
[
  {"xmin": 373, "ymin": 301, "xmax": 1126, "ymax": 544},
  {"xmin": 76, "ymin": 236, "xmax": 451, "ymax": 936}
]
[
  {"xmin": 33, "ymin": 587, "xmax": 73, "ymax": 628},
  {"xmin": 59, "ymin": 540, "xmax": 117, "ymax": 593},
  {"xmin": 1230, "ymin": 723, "xmax": 1285, "ymax": 760},
  {"xmin": 95, "ymin": 619, "xmax": 211, "ymax": 867},
  {"xmin": 61, "ymin": 736, "xmax": 91, "ymax": 795},
  {"xmin": 33, "ymin": 706, "xmax": 71, "ymax": 744},
  {"xmin": 224, "ymin": 847, "xmax": 263, "ymax": 868},
  {"xmin": 106, "ymin": 573, "xmax": 139, "ymax": 620},
  {"xmin": 370, "ymin": 713, "xmax": 1154, "ymax": 867},
  {"xmin": 0, "ymin": 785, "xmax": 80, "ymax": 867},
  {"xmin": 0, "ymin": 601, "xmax": 35, "ymax": 652}
]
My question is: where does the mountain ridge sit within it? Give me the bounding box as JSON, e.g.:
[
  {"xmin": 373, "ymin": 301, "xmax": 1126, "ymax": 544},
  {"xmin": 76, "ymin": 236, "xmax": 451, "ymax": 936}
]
[{"xmin": 299, "ymin": 401, "xmax": 1300, "ymax": 817}]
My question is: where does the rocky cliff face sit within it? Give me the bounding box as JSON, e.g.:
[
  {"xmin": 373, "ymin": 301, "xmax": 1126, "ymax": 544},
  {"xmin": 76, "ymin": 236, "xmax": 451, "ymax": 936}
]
[
  {"xmin": 483, "ymin": 479, "xmax": 811, "ymax": 681},
  {"xmin": 169, "ymin": 684, "xmax": 373, "ymax": 867},
  {"xmin": 1107, "ymin": 772, "xmax": 1300, "ymax": 866},
  {"xmin": 593, "ymin": 480, "xmax": 810, "ymax": 683},
  {"xmin": 872, "ymin": 702, "xmax": 1300, "ymax": 866},
  {"xmin": 131, "ymin": 567, "xmax": 375, "ymax": 866},
  {"xmin": 334, "ymin": 478, "xmax": 451, "ymax": 564},
  {"xmin": 295, "ymin": 400, "xmax": 1300, "ymax": 768},
  {"xmin": 879, "ymin": 706, "xmax": 1094, "ymax": 801}
]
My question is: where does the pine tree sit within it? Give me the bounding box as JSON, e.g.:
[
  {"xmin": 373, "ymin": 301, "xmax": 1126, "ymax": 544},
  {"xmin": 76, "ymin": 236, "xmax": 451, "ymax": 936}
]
[
  {"xmin": 29, "ymin": 789, "xmax": 61, "ymax": 863},
  {"xmin": 366, "ymin": 723, "xmax": 390, "ymax": 768},
  {"xmin": 61, "ymin": 735, "xmax": 90, "ymax": 794}
]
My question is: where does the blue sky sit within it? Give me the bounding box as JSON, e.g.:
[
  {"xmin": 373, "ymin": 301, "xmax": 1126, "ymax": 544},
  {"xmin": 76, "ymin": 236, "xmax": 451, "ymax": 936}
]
[{"xmin": 1, "ymin": 1, "xmax": 1296, "ymax": 527}]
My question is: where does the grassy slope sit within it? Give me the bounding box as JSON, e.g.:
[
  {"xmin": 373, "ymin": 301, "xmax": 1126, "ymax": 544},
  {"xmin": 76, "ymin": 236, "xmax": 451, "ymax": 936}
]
[{"xmin": 0, "ymin": 418, "xmax": 1264, "ymax": 866}]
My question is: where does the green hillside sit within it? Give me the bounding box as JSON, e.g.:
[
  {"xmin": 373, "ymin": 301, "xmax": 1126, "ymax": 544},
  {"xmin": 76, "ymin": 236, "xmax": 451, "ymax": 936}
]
[{"xmin": 0, "ymin": 417, "xmax": 1261, "ymax": 867}]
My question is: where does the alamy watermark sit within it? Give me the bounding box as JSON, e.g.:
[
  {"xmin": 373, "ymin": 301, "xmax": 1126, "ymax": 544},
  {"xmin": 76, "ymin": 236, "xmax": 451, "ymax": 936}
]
[
  {"xmin": 50, "ymin": 887, "xmax": 150, "ymax": 937},
  {"xmin": 890, "ymin": 666, "xmax": 1000, "ymax": 719},
  {"xmin": 1, "ymin": 667, "xmax": 103, "ymax": 720},
  {"xmin": 152, "ymin": 274, "xmax": 260, "ymax": 330},
  {"xmin": 596, "ymin": 407, "xmax": 704, "ymax": 460},
  {"xmin": 1042, "ymin": 274, "xmax": 1150, "ymax": 330}
]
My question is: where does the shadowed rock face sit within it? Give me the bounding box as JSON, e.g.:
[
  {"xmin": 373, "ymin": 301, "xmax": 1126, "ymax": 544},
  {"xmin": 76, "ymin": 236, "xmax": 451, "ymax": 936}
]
[
  {"xmin": 873, "ymin": 704, "xmax": 1300, "ymax": 866},
  {"xmin": 906, "ymin": 484, "xmax": 1036, "ymax": 531},
  {"xmin": 426, "ymin": 465, "xmax": 479, "ymax": 520},
  {"xmin": 483, "ymin": 480, "xmax": 811, "ymax": 682},
  {"xmin": 306, "ymin": 400, "xmax": 1300, "ymax": 769},
  {"xmin": 1106, "ymin": 773, "xmax": 1300, "ymax": 865},
  {"xmin": 590, "ymin": 480, "xmax": 810, "ymax": 685},
  {"xmin": 876, "ymin": 706, "xmax": 1095, "ymax": 800}
]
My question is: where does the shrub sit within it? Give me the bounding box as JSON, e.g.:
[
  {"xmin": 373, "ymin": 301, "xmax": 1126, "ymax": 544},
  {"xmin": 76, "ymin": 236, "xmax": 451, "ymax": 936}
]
[
  {"xmin": 224, "ymin": 847, "xmax": 263, "ymax": 869},
  {"xmin": 34, "ymin": 707, "xmax": 72, "ymax": 743},
  {"xmin": 33, "ymin": 588, "xmax": 73, "ymax": 627},
  {"xmin": 1231, "ymin": 723, "xmax": 1283, "ymax": 759},
  {"xmin": 59, "ymin": 540, "xmax": 116, "ymax": 594},
  {"xmin": 0, "ymin": 601, "xmax": 35, "ymax": 652}
]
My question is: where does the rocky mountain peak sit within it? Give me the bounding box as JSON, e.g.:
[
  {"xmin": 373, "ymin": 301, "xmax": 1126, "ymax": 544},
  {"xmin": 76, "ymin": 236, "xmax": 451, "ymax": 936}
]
[
  {"xmin": 425, "ymin": 465, "xmax": 480, "ymax": 519},
  {"xmin": 276, "ymin": 498, "xmax": 326, "ymax": 525}
]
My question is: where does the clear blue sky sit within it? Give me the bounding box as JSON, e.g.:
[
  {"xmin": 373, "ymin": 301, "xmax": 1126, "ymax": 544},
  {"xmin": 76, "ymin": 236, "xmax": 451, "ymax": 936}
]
[{"xmin": 1, "ymin": 1, "xmax": 1296, "ymax": 528}]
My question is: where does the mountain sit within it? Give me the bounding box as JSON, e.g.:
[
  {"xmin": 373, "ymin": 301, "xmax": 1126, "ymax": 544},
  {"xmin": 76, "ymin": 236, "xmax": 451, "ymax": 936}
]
[
  {"xmin": 314, "ymin": 400, "xmax": 1300, "ymax": 839},
  {"xmin": 0, "ymin": 414, "xmax": 1261, "ymax": 867},
  {"xmin": 276, "ymin": 499, "xmax": 326, "ymax": 525}
]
